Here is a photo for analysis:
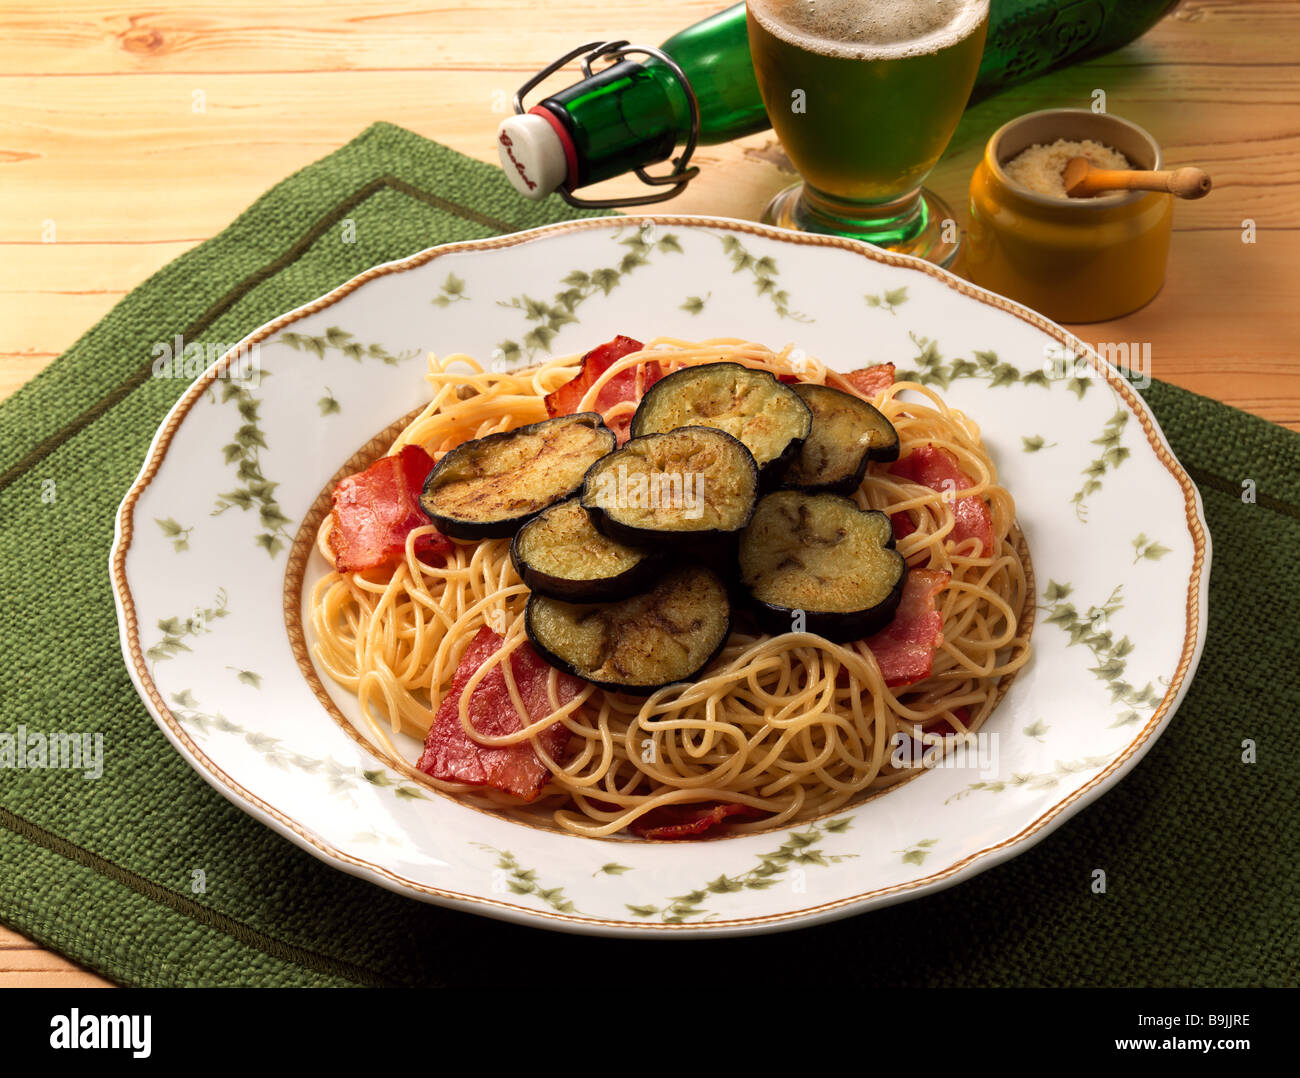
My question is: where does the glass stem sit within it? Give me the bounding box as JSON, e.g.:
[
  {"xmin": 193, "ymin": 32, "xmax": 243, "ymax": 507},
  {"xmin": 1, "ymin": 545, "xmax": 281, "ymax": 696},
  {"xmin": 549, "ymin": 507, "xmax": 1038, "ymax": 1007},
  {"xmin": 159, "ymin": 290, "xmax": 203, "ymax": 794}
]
[{"xmin": 796, "ymin": 185, "xmax": 929, "ymax": 244}]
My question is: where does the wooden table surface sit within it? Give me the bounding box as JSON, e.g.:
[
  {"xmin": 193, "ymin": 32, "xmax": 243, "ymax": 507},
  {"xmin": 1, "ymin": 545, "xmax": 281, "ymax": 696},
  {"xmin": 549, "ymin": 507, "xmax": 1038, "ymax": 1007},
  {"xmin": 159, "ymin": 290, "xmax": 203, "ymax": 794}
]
[{"xmin": 2, "ymin": 0, "xmax": 1296, "ymax": 987}]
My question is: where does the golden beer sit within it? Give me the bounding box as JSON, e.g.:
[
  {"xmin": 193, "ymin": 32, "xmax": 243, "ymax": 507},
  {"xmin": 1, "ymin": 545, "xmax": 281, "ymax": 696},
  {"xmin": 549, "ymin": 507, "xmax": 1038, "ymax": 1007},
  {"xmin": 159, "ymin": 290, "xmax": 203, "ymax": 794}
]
[{"xmin": 746, "ymin": 0, "xmax": 989, "ymax": 260}]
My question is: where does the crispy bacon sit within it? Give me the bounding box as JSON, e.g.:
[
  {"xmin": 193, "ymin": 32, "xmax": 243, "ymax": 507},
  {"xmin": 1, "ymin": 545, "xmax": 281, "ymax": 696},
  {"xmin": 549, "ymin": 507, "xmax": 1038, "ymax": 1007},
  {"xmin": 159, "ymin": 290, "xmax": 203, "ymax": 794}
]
[
  {"xmin": 328, "ymin": 444, "xmax": 453, "ymax": 573},
  {"xmin": 865, "ymin": 569, "xmax": 949, "ymax": 687},
  {"xmin": 888, "ymin": 445, "xmax": 994, "ymax": 556},
  {"xmin": 842, "ymin": 363, "xmax": 895, "ymax": 398},
  {"xmin": 543, "ymin": 334, "xmax": 661, "ymax": 443},
  {"xmin": 629, "ymin": 801, "xmax": 766, "ymax": 841},
  {"xmin": 890, "ymin": 511, "xmax": 917, "ymax": 542},
  {"xmin": 920, "ymin": 706, "xmax": 972, "ymax": 740},
  {"xmin": 417, "ymin": 625, "xmax": 584, "ymax": 801}
]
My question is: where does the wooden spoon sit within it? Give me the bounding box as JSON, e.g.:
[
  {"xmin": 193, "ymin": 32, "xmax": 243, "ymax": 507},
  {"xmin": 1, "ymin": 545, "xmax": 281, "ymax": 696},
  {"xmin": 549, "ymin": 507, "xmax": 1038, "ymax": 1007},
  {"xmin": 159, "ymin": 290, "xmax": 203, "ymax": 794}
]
[{"xmin": 1063, "ymin": 156, "xmax": 1212, "ymax": 199}]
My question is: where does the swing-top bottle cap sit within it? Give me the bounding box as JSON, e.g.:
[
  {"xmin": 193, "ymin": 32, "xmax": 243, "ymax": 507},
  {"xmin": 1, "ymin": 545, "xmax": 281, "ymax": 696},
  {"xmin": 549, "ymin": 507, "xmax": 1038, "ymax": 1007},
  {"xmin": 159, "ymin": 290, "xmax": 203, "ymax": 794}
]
[{"xmin": 497, "ymin": 109, "xmax": 576, "ymax": 201}]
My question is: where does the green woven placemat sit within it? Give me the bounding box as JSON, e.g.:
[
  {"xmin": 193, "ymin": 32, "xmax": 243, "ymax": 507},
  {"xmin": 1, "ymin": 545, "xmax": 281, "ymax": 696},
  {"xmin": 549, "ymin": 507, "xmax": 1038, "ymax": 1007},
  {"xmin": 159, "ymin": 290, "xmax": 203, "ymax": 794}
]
[{"xmin": 1, "ymin": 122, "xmax": 1295, "ymax": 987}]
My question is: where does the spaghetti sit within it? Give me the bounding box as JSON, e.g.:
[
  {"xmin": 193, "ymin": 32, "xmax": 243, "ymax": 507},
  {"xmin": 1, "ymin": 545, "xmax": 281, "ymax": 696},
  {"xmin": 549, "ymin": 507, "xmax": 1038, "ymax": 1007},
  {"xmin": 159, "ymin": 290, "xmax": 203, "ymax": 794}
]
[{"xmin": 308, "ymin": 338, "xmax": 1032, "ymax": 838}]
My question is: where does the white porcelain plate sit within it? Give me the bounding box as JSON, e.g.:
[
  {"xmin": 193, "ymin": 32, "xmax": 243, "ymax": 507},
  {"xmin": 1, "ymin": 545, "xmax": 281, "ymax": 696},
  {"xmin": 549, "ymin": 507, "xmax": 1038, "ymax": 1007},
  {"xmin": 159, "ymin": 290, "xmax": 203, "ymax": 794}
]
[{"xmin": 111, "ymin": 216, "xmax": 1209, "ymax": 936}]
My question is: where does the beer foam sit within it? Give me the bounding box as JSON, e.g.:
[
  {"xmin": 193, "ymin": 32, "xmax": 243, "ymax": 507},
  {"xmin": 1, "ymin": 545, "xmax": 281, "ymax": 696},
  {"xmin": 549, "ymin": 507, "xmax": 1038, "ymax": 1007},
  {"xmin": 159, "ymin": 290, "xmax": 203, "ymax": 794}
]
[{"xmin": 749, "ymin": 0, "xmax": 988, "ymax": 61}]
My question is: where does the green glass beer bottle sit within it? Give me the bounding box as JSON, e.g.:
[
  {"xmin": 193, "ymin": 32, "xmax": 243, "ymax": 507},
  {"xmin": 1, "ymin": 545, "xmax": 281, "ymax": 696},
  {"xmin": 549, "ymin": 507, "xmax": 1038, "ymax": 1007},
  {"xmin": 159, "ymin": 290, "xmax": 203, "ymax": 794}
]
[
  {"xmin": 497, "ymin": 7, "xmax": 770, "ymax": 206},
  {"xmin": 974, "ymin": 0, "xmax": 1184, "ymax": 102},
  {"xmin": 497, "ymin": 0, "xmax": 1182, "ymax": 206}
]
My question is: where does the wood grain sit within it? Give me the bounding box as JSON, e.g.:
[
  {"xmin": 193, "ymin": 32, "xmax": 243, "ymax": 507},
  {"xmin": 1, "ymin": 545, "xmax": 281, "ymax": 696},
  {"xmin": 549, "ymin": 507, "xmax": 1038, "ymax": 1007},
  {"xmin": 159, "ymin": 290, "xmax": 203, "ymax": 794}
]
[
  {"xmin": 0, "ymin": 924, "xmax": 113, "ymax": 986},
  {"xmin": 1, "ymin": 0, "xmax": 1296, "ymax": 986}
]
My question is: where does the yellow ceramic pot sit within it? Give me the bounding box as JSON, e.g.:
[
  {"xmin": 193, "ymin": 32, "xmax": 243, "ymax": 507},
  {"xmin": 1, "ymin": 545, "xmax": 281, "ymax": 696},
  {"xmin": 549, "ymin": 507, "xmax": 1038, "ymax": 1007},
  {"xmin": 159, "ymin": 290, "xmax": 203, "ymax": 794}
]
[{"xmin": 966, "ymin": 109, "xmax": 1173, "ymax": 323}]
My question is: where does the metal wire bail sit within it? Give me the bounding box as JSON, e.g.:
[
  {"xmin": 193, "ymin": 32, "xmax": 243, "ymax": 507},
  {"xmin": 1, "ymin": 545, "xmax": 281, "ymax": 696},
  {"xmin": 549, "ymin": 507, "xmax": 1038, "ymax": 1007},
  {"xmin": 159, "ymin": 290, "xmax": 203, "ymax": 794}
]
[{"xmin": 512, "ymin": 40, "xmax": 702, "ymax": 209}]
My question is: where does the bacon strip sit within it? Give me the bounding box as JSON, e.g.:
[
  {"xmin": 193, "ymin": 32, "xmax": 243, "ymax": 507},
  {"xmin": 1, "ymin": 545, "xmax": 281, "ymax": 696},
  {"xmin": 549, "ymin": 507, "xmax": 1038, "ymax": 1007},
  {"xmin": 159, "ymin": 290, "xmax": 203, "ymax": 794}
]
[
  {"xmin": 417, "ymin": 626, "xmax": 584, "ymax": 801},
  {"xmin": 865, "ymin": 569, "xmax": 949, "ymax": 687},
  {"xmin": 920, "ymin": 706, "xmax": 972, "ymax": 740},
  {"xmin": 841, "ymin": 363, "xmax": 895, "ymax": 398},
  {"xmin": 890, "ymin": 511, "xmax": 917, "ymax": 542},
  {"xmin": 544, "ymin": 335, "xmax": 661, "ymax": 443},
  {"xmin": 629, "ymin": 801, "xmax": 766, "ymax": 841},
  {"xmin": 888, "ymin": 445, "xmax": 994, "ymax": 556},
  {"xmin": 328, "ymin": 444, "xmax": 453, "ymax": 573}
]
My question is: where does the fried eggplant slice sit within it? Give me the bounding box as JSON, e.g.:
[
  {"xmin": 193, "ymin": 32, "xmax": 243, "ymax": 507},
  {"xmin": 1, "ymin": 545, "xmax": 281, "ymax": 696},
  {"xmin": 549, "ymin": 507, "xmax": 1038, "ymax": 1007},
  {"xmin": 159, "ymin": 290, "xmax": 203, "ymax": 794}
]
[
  {"xmin": 781, "ymin": 382, "xmax": 900, "ymax": 494},
  {"xmin": 629, "ymin": 362, "xmax": 812, "ymax": 481},
  {"xmin": 738, "ymin": 490, "xmax": 907, "ymax": 642},
  {"xmin": 420, "ymin": 412, "xmax": 615, "ymax": 539},
  {"xmin": 525, "ymin": 564, "xmax": 732, "ymax": 694},
  {"xmin": 579, "ymin": 426, "xmax": 758, "ymax": 550},
  {"xmin": 510, "ymin": 497, "xmax": 661, "ymax": 603}
]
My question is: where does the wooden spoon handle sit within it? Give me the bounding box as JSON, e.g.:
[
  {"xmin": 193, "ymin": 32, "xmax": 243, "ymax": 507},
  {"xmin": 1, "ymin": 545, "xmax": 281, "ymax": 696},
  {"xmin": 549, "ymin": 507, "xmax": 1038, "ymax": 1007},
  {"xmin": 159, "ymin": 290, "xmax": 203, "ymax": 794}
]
[{"xmin": 1077, "ymin": 166, "xmax": 1213, "ymax": 199}]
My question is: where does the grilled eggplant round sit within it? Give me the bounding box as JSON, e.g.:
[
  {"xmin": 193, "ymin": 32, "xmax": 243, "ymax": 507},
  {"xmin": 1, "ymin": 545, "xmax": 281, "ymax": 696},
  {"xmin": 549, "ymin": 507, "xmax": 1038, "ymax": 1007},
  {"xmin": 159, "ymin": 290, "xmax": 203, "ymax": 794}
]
[
  {"xmin": 738, "ymin": 490, "xmax": 907, "ymax": 642},
  {"xmin": 526, "ymin": 564, "xmax": 732, "ymax": 694},
  {"xmin": 510, "ymin": 498, "xmax": 661, "ymax": 603},
  {"xmin": 629, "ymin": 362, "xmax": 812, "ymax": 481},
  {"xmin": 780, "ymin": 382, "xmax": 900, "ymax": 495},
  {"xmin": 580, "ymin": 426, "xmax": 758, "ymax": 550},
  {"xmin": 419, "ymin": 412, "xmax": 615, "ymax": 540}
]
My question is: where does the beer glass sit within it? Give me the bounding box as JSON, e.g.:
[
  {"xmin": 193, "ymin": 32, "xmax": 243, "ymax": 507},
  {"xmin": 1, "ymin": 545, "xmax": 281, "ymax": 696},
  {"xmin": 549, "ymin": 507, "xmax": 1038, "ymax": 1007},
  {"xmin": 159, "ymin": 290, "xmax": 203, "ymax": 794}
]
[{"xmin": 746, "ymin": 0, "xmax": 989, "ymax": 266}]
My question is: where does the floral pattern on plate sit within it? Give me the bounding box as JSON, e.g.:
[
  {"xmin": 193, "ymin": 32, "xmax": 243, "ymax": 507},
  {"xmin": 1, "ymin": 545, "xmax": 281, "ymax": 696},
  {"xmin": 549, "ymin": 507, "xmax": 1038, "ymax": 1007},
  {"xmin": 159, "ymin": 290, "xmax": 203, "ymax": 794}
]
[{"xmin": 111, "ymin": 215, "xmax": 1209, "ymax": 936}]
